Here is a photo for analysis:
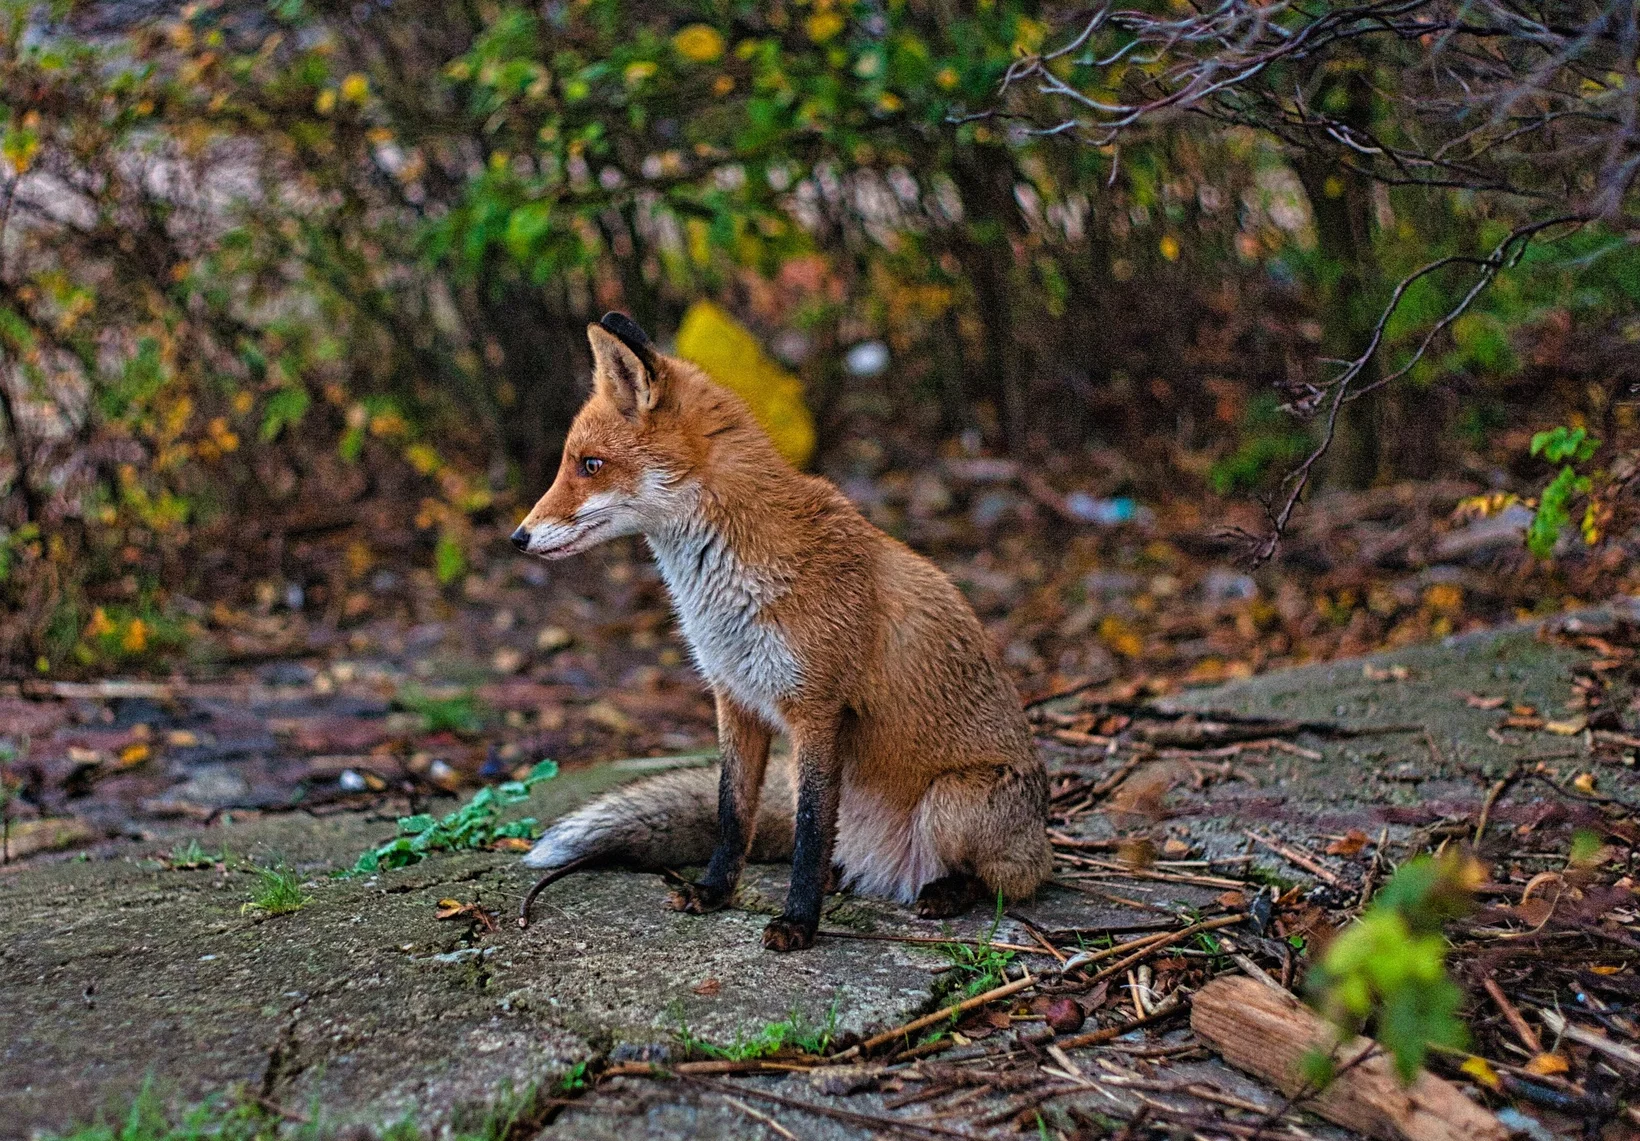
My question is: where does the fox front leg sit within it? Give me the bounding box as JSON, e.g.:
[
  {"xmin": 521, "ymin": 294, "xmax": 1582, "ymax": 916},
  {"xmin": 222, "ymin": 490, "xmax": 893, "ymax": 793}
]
[
  {"xmin": 763, "ymin": 715, "xmax": 841, "ymax": 952},
  {"xmin": 668, "ymin": 693, "xmax": 771, "ymax": 915}
]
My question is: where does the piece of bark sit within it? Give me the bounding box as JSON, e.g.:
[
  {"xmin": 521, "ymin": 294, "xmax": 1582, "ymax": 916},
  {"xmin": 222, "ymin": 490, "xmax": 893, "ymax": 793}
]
[{"xmin": 1190, "ymin": 975, "xmax": 1506, "ymax": 1141}]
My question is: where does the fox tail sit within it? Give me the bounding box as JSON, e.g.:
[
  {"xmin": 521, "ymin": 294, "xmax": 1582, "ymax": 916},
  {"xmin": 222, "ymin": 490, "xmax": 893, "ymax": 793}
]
[{"xmin": 521, "ymin": 763, "xmax": 795, "ymax": 869}]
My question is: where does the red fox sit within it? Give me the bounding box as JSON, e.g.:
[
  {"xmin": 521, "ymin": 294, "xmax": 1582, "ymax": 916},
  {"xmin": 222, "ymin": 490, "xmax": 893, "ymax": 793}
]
[{"xmin": 510, "ymin": 313, "xmax": 1052, "ymax": 951}]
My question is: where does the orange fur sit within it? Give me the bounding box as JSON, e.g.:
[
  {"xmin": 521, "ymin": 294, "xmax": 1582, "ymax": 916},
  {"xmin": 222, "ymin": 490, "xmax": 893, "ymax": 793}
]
[{"xmin": 515, "ymin": 316, "xmax": 1051, "ymax": 950}]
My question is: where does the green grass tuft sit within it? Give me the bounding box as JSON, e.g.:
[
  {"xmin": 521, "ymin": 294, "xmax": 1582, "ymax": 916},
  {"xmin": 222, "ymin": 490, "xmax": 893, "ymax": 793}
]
[
  {"xmin": 676, "ymin": 1002, "xmax": 840, "ymax": 1060},
  {"xmin": 243, "ymin": 865, "xmax": 310, "ymax": 916}
]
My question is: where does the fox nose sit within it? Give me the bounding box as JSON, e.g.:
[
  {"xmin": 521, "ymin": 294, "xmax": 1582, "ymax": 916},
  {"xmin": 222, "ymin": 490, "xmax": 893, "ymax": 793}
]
[{"xmin": 510, "ymin": 526, "xmax": 530, "ymax": 551}]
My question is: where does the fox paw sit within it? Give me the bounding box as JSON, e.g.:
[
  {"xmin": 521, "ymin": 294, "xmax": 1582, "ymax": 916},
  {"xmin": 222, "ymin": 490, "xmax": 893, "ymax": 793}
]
[
  {"xmin": 762, "ymin": 916, "xmax": 816, "ymax": 952},
  {"xmin": 915, "ymin": 873, "xmax": 985, "ymax": 919},
  {"xmin": 667, "ymin": 881, "xmax": 730, "ymax": 914}
]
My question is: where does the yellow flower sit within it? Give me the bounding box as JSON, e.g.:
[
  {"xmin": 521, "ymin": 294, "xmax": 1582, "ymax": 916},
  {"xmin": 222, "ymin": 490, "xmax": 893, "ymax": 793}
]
[
  {"xmin": 806, "ymin": 11, "xmax": 845, "ymax": 43},
  {"xmin": 1158, "ymin": 235, "xmax": 1180, "ymax": 261},
  {"xmin": 624, "ymin": 60, "xmax": 658, "ymax": 85},
  {"xmin": 314, "ymin": 88, "xmax": 337, "ymax": 115},
  {"xmin": 340, "ymin": 73, "xmax": 369, "ymax": 103},
  {"xmin": 673, "ymin": 24, "xmax": 725, "ymax": 63}
]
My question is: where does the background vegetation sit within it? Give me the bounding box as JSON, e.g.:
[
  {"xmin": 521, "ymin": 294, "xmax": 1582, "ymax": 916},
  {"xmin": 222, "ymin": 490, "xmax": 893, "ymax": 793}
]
[{"xmin": 1, "ymin": 0, "xmax": 1637, "ymax": 673}]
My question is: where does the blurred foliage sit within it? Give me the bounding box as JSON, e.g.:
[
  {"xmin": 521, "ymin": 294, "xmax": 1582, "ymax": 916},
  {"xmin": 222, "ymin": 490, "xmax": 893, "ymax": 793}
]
[
  {"xmin": 0, "ymin": 0, "xmax": 1636, "ymax": 673},
  {"xmin": 1307, "ymin": 850, "xmax": 1481, "ymax": 1083}
]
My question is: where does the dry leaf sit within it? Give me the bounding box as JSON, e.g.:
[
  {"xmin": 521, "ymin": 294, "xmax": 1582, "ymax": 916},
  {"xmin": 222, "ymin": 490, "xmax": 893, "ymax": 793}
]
[
  {"xmin": 1502, "ymin": 715, "xmax": 1545, "ymax": 731},
  {"xmin": 1216, "ymin": 890, "xmax": 1248, "ymax": 909},
  {"xmin": 1325, "ymin": 829, "xmax": 1369, "ymax": 857},
  {"xmin": 1545, "ymin": 718, "xmax": 1587, "ymax": 736},
  {"xmin": 1524, "ymin": 1053, "xmax": 1569, "ymax": 1076},
  {"xmin": 691, "ymin": 977, "xmax": 722, "ymax": 996},
  {"xmin": 488, "ymin": 837, "xmax": 533, "ymax": 852},
  {"xmin": 1462, "ymin": 693, "xmax": 1508, "ymax": 710},
  {"xmin": 1572, "ymin": 772, "xmax": 1597, "ymax": 794}
]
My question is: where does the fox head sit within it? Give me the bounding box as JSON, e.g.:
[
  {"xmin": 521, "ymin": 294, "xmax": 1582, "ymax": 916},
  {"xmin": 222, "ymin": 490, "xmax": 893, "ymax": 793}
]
[{"xmin": 511, "ymin": 313, "xmax": 754, "ymax": 559}]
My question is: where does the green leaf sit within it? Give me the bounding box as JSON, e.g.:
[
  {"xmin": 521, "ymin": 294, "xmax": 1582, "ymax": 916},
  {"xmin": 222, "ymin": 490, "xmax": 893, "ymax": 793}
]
[{"xmin": 260, "ymin": 385, "xmax": 311, "ymax": 442}]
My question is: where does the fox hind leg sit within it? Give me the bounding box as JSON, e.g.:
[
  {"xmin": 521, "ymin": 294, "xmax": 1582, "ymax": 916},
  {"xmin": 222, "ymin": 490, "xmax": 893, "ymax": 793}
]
[{"xmin": 921, "ymin": 763, "xmax": 1053, "ymax": 908}]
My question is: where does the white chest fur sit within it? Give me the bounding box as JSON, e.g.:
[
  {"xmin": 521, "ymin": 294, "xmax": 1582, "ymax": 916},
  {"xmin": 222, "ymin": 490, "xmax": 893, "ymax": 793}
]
[{"xmin": 647, "ymin": 517, "xmax": 801, "ymax": 729}]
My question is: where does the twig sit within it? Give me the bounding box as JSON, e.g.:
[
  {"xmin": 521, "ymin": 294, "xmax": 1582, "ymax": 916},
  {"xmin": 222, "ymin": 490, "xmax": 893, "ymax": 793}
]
[
  {"xmin": 1481, "ymin": 975, "xmax": 1543, "ymax": 1055},
  {"xmin": 685, "ymin": 1075, "xmax": 973, "ymax": 1139},
  {"xmin": 1540, "ymin": 1009, "xmax": 1640, "ymax": 1071},
  {"xmin": 817, "ymin": 929, "xmax": 1045, "ymax": 955},
  {"xmin": 1244, "ymin": 831, "xmax": 1342, "ymax": 886},
  {"xmin": 723, "ymin": 1096, "xmax": 801, "ymax": 1140},
  {"xmin": 846, "ymin": 970, "xmax": 1038, "ymax": 1056}
]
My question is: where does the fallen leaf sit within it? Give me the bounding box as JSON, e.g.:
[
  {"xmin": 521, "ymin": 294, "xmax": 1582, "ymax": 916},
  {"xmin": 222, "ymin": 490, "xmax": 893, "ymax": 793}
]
[
  {"xmin": 1545, "ymin": 718, "xmax": 1588, "ymax": 736},
  {"xmin": 1462, "ymin": 693, "xmax": 1508, "ymax": 710},
  {"xmin": 691, "ymin": 977, "xmax": 721, "ymax": 996},
  {"xmin": 488, "ymin": 837, "xmax": 533, "ymax": 852},
  {"xmin": 1502, "ymin": 715, "xmax": 1545, "ymax": 731},
  {"xmin": 1460, "ymin": 1055, "xmax": 1501, "ymax": 1090},
  {"xmin": 118, "ymin": 743, "xmax": 151, "ymax": 766},
  {"xmin": 1572, "ymin": 772, "xmax": 1598, "ymax": 794},
  {"xmin": 1216, "ymin": 890, "xmax": 1248, "ymax": 909},
  {"xmin": 1325, "ymin": 829, "xmax": 1369, "ymax": 857},
  {"xmin": 1524, "ymin": 1053, "xmax": 1569, "ymax": 1076}
]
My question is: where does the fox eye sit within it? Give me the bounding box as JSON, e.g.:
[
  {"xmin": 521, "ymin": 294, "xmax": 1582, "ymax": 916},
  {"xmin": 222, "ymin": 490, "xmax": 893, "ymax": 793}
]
[{"xmin": 579, "ymin": 457, "xmax": 604, "ymax": 477}]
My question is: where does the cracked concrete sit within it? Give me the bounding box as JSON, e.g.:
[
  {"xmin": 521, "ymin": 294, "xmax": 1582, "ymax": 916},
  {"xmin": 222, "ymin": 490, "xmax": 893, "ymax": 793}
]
[{"xmin": 3, "ymin": 613, "xmax": 1628, "ymax": 1138}]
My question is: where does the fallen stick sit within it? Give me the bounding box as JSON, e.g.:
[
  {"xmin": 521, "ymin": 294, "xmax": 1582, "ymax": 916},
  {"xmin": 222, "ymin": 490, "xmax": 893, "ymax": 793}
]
[
  {"xmin": 1480, "ymin": 976, "xmax": 1542, "ymax": 1055},
  {"xmin": 1540, "ymin": 1008, "xmax": 1640, "ymax": 1071},
  {"xmin": 842, "ymin": 970, "xmax": 1038, "ymax": 1057},
  {"xmin": 1191, "ymin": 975, "xmax": 1507, "ymax": 1141},
  {"xmin": 1245, "ymin": 830, "xmax": 1343, "ymax": 886}
]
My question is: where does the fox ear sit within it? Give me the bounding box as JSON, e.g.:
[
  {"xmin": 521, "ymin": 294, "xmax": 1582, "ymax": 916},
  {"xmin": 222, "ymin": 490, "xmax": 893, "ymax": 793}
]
[{"xmin": 587, "ymin": 318, "xmax": 661, "ymax": 420}]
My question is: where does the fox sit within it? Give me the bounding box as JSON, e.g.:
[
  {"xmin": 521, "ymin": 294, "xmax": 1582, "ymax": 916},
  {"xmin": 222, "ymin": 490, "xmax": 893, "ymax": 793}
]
[{"xmin": 509, "ymin": 313, "xmax": 1053, "ymax": 951}]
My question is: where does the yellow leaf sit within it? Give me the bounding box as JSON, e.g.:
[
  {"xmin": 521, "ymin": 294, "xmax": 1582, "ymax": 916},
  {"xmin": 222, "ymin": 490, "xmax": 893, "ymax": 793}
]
[
  {"xmin": 1572, "ymin": 772, "xmax": 1597, "ymax": 794},
  {"xmin": 805, "ymin": 11, "xmax": 845, "ymax": 43},
  {"xmin": 674, "ymin": 301, "xmax": 815, "ymax": 468},
  {"xmin": 672, "ymin": 24, "xmax": 725, "ymax": 62},
  {"xmin": 119, "ymin": 743, "xmax": 151, "ymax": 767},
  {"xmin": 1459, "ymin": 1055, "xmax": 1500, "ymax": 1090}
]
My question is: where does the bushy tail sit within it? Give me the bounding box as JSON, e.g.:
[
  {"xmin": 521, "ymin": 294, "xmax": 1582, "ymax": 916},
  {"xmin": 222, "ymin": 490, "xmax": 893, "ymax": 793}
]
[{"xmin": 521, "ymin": 763, "xmax": 795, "ymax": 869}]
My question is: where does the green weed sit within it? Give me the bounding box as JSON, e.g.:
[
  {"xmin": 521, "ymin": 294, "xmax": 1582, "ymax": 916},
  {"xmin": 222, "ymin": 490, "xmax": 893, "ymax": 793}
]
[
  {"xmin": 242, "ymin": 866, "xmax": 310, "ymax": 916},
  {"xmin": 934, "ymin": 893, "xmax": 1015, "ymax": 1001},
  {"xmin": 166, "ymin": 840, "xmax": 224, "ymax": 870},
  {"xmin": 43, "ymin": 1078, "xmax": 291, "ymax": 1141},
  {"xmin": 350, "ymin": 760, "xmax": 558, "ymax": 875},
  {"xmin": 676, "ymin": 1003, "xmax": 840, "ymax": 1060}
]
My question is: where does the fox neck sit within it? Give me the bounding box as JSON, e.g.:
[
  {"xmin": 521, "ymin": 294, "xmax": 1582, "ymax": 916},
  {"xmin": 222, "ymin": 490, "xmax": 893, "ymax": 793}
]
[{"xmin": 644, "ymin": 481, "xmax": 801, "ymax": 728}]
